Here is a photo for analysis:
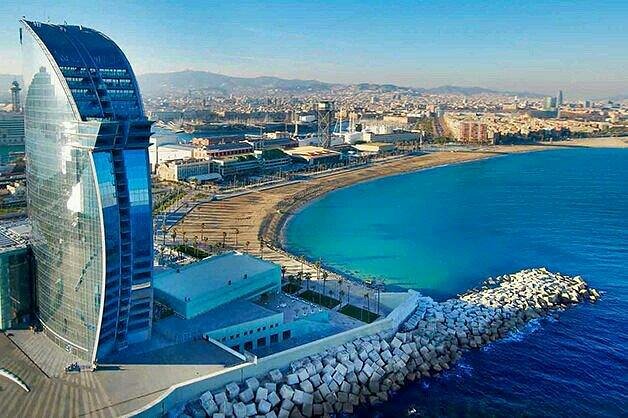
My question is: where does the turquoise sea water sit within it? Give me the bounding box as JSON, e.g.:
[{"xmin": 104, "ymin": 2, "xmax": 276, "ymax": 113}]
[{"xmin": 285, "ymin": 148, "xmax": 627, "ymax": 417}]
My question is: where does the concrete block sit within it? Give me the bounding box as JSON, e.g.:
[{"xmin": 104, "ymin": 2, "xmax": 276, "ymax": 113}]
[
  {"xmin": 226, "ymin": 382, "xmax": 241, "ymax": 400},
  {"xmin": 297, "ymin": 368, "xmax": 309, "ymax": 382},
  {"xmin": 244, "ymin": 402, "xmax": 257, "ymax": 416},
  {"xmin": 292, "ymin": 389, "xmax": 305, "ymax": 405},
  {"xmin": 269, "ymin": 369, "xmax": 283, "ymax": 383},
  {"xmin": 280, "ymin": 398, "xmax": 294, "ymax": 411},
  {"xmin": 286, "ymin": 373, "xmax": 299, "ymax": 385},
  {"xmin": 279, "ymin": 384, "xmax": 294, "ymax": 401},
  {"xmin": 299, "ymin": 379, "xmax": 314, "ymax": 393},
  {"xmin": 264, "ymin": 383, "xmax": 277, "ymax": 393},
  {"xmin": 309, "ymin": 373, "xmax": 322, "ymax": 388},
  {"xmin": 239, "ymin": 388, "xmax": 254, "ymax": 403},
  {"xmin": 258, "ymin": 399, "xmax": 272, "ymax": 414},
  {"xmin": 245, "ymin": 377, "xmax": 260, "ymax": 392},
  {"xmin": 233, "ymin": 402, "xmax": 247, "ymax": 418},
  {"xmin": 214, "ymin": 391, "xmax": 227, "ymax": 406},
  {"xmin": 256, "ymin": 387, "xmax": 268, "ymax": 402},
  {"xmin": 268, "ymin": 391, "xmax": 281, "ymax": 407}
]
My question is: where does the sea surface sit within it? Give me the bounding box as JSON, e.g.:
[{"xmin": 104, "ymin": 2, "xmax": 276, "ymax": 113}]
[{"xmin": 284, "ymin": 148, "xmax": 628, "ymax": 417}]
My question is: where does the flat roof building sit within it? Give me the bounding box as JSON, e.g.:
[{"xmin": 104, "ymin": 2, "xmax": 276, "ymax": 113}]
[
  {"xmin": 153, "ymin": 252, "xmax": 281, "ymax": 319},
  {"xmin": 285, "ymin": 146, "xmax": 342, "ymax": 166}
]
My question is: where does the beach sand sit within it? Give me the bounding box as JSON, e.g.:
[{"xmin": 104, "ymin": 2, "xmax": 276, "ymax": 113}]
[{"xmin": 175, "ymin": 138, "xmax": 626, "ymax": 281}]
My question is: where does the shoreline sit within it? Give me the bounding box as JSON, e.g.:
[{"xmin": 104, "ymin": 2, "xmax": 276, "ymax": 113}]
[
  {"xmin": 271, "ymin": 137, "xmax": 628, "ymax": 254},
  {"xmin": 177, "ymin": 137, "xmax": 626, "ymax": 290}
]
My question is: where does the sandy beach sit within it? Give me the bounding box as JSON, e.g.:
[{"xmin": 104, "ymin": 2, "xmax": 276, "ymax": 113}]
[{"xmin": 175, "ymin": 137, "xmax": 626, "ymax": 283}]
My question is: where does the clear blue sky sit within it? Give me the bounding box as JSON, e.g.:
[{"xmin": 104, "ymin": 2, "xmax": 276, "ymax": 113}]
[{"xmin": 1, "ymin": 0, "xmax": 626, "ymax": 98}]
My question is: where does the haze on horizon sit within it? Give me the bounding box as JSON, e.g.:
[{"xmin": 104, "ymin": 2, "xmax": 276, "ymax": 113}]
[{"xmin": 0, "ymin": 0, "xmax": 626, "ymax": 99}]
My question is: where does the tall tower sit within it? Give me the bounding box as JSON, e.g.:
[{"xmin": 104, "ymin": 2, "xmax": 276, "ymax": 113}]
[
  {"xmin": 557, "ymin": 90, "xmax": 564, "ymax": 106},
  {"xmin": 21, "ymin": 20, "xmax": 154, "ymax": 362},
  {"xmin": 10, "ymin": 81, "xmax": 21, "ymax": 112},
  {"xmin": 316, "ymin": 101, "xmax": 334, "ymax": 148}
]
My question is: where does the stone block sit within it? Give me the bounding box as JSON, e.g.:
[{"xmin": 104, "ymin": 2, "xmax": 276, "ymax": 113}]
[
  {"xmin": 297, "ymin": 368, "xmax": 309, "ymax": 382},
  {"xmin": 256, "ymin": 387, "xmax": 268, "ymax": 402},
  {"xmin": 292, "ymin": 389, "xmax": 305, "ymax": 405},
  {"xmin": 280, "ymin": 398, "xmax": 294, "ymax": 411},
  {"xmin": 244, "ymin": 402, "xmax": 257, "ymax": 416},
  {"xmin": 239, "ymin": 388, "xmax": 254, "ymax": 403},
  {"xmin": 269, "ymin": 369, "xmax": 283, "ymax": 383},
  {"xmin": 299, "ymin": 379, "xmax": 314, "ymax": 393},
  {"xmin": 286, "ymin": 373, "xmax": 299, "ymax": 385},
  {"xmin": 258, "ymin": 399, "xmax": 272, "ymax": 415},
  {"xmin": 268, "ymin": 391, "xmax": 281, "ymax": 407},
  {"xmin": 279, "ymin": 384, "xmax": 294, "ymax": 401},
  {"xmin": 245, "ymin": 377, "xmax": 260, "ymax": 392},
  {"xmin": 226, "ymin": 382, "xmax": 241, "ymax": 400},
  {"xmin": 233, "ymin": 402, "xmax": 247, "ymax": 418}
]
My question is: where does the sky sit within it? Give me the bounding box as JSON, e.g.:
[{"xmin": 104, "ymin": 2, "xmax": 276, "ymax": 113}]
[{"xmin": 0, "ymin": 0, "xmax": 626, "ymax": 98}]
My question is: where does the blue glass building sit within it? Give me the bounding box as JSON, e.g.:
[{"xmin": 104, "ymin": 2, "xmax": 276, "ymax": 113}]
[{"xmin": 20, "ymin": 21, "xmax": 153, "ymax": 362}]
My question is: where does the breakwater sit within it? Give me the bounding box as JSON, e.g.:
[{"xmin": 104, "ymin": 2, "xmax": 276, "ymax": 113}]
[{"xmin": 174, "ymin": 268, "xmax": 599, "ymax": 418}]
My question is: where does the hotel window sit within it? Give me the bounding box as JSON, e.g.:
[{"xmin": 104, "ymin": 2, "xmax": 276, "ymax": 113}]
[
  {"xmin": 270, "ymin": 334, "xmax": 279, "ymax": 344},
  {"xmin": 257, "ymin": 337, "xmax": 266, "ymax": 347},
  {"xmin": 244, "ymin": 341, "xmax": 253, "ymax": 351},
  {"xmin": 282, "ymin": 330, "xmax": 291, "ymax": 340}
]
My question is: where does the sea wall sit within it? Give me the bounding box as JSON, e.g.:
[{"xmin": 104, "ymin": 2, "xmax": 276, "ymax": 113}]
[{"xmin": 164, "ymin": 268, "xmax": 599, "ymax": 418}]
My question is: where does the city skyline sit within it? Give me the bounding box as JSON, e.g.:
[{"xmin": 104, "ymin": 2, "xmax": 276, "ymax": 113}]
[{"xmin": 0, "ymin": 1, "xmax": 627, "ymax": 99}]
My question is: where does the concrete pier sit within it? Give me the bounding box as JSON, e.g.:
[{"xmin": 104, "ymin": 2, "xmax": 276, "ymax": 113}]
[{"xmin": 173, "ymin": 268, "xmax": 599, "ymax": 418}]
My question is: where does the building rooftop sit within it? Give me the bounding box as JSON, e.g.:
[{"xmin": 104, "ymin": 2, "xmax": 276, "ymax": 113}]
[
  {"xmin": 0, "ymin": 219, "xmax": 28, "ymax": 253},
  {"xmin": 207, "ymin": 142, "xmax": 254, "ymax": 151},
  {"xmin": 159, "ymin": 143, "xmax": 196, "ymax": 151},
  {"xmin": 153, "ymin": 299, "xmax": 280, "ymax": 340},
  {"xmin": 155, "ymin": 252, "xmax": 276, "ymax": 298},
  {"xmin": 286, "ymin": 146, "xmax": 341, "ymax": 157}
]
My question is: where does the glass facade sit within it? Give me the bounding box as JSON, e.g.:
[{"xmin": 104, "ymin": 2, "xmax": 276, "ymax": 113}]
[
  {"xmin": 0, "ymin": 244, "xmax": 32, "ymax": 330},
  {"xmin": 21, "ymin": 21, "xmax": 153, "ymax": 362}
]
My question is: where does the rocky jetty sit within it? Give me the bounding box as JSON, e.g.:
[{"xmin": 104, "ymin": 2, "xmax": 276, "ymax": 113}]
[{"xmin": 175, "ymin": 268, "xmax": 599, "ymax": 418}]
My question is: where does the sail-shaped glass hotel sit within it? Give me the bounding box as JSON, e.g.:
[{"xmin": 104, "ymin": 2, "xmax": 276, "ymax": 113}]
[{"xmin": 20, "ymin": 21, "xmax": 153, "ymax": 362}]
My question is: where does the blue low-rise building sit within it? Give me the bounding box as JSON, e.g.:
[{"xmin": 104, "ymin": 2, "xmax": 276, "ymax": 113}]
[{"xmin": 153, "ymin": 252, "xmax": 281, "ymax": 319}]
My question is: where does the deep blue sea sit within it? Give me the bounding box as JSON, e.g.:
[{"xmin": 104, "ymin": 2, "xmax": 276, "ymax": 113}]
[{"xmin": 285, "ymin": 148, "xmax": 628, "ymax": 417}]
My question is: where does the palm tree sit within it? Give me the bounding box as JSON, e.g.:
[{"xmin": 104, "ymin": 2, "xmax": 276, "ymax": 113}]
[
  {"xmin": 321, "ymin": 271, "xmax": 328, "ymax": 305},
  {"xmin": 201, "ymin": 222, "xmax": 206, "ymax": 241},
  {"xmin": 338, "ymin": 278, "xmax": 344, "ymax": 301},
  {"xmin": 245, "ymin": 240, "xmax": 250, "ymax": 252},
  {"xmin": 222, "ymin": 231, "xmax": 227, "ymax": 247},
  {"xmin": 193, "ymin": 235, "xmax": 199, "ymax": 257},
  {"xmin": 304, "ymin": 272, "xmax": 312, "ymax": 291},
  {"xmin": 281, "ymin": 266, "xmax": 287, "ymax": 281},
  {"xmin": 234, "ymin": 228, "xmax": 240, "ymax": 247},
  {"xmin": 171, "ymin": 230, "xmax": 178, "ymax": 245},
  {"xmin": 364, "ymin": 292, "xmax": 371, "ymax": 321}
]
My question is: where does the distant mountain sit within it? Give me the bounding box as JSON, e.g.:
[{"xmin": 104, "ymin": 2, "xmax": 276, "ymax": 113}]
[
  {"xmin": 136, "ymin": 70, "xmax": 543, "ymax": 98},
  {"xmin": 137, "ymin": 70, "xmax": 338, "ymax": 96},
  {"xmin": 0, "ymin": 70, "xmax": 543, "ymax": 99}
]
